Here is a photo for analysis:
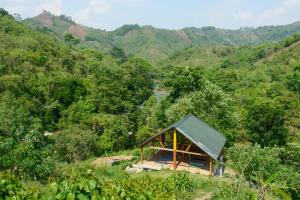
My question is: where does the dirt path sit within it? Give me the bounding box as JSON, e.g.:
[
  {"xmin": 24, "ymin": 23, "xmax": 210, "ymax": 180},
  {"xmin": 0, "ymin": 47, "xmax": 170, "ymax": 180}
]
[{"xmin": 194, "ymin": 192, "xmax": 213, "ymax": 200}]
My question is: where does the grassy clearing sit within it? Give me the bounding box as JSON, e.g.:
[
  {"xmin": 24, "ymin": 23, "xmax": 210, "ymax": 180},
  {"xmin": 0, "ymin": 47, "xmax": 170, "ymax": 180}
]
[{"xmin": 0, "ymin": 150, "xmax": 278, "ymax": 199}]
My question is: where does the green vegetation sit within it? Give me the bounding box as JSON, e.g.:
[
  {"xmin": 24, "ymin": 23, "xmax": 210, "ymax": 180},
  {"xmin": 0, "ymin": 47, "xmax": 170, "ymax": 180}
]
[
  {"xmin": 228, "ymin": 145, "xmax": 300, "ymax": 199},
  {"xmin": 1, "ymin": 8, "xmax": 300, "ymax": 199},
  {"xmin": 0, "ymin": 12, "xmax": 153, "ymax": 179},
  {"xmin": 246, "ymin": 99, "xmax": 288, "ymax": 147},
  {"xmin": 64, "ymin": 33, "xmax": 80, "ymax": 46},
  {"xmin": 0, "ymin": 167, "xmax": 194, "ymax": 199}
]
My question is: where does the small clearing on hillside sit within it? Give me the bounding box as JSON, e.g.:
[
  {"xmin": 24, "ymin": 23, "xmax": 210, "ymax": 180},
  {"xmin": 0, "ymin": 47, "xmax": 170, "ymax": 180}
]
[{"xmin": 92, "ymin": 156, "xmax": 133, "ymax": 166}]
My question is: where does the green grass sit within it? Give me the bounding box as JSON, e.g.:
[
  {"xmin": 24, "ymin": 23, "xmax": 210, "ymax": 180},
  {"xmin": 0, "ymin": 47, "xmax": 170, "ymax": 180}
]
[{"xmin": 0, "ymin": 148, "xmax": 277, "ymax": 200}]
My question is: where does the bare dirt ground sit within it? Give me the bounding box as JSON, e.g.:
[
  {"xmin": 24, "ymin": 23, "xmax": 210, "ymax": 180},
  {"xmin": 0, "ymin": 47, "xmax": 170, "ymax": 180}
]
[
  {"xmin": 35, "ymin": 12, "xmax": 53, "ymax": 27},
  {"xmin": 92, "ymin": 155, "xmax": 133, "ymax": 166},
  {"xmin": 68, "ymin": 25, "xmax": 87, "ymax": 40},
  {"xmin": 194, "ymin": 192, "xmax": 213, "ymax": 200}
]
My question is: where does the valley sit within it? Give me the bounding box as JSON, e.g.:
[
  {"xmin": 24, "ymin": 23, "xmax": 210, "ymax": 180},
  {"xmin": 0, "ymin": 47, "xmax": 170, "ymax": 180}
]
[{"xmin": 0, "ymin": 7, "xmax": 299, "ymax": 199}]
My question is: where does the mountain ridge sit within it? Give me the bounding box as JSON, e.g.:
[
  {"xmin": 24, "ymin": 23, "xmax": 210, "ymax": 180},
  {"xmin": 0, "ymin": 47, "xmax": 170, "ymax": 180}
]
[
  {"xmin": 23, "ymin": 11, "xmax": 300, "ymax": 61},
  {"xmin": 26, "ymin": 10, "xmax": 300, "ymax": 32}
]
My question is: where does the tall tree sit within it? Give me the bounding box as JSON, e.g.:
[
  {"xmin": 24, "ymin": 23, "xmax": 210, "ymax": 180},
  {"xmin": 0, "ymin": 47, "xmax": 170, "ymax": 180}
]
[
  {"xmin": 165, "ymin": 79, "xmax": 238, "ymax": 142},
  {"xmin": 246, "ymin": 99, "xmax": 288, "ymax": 147},
  {"xmin": 64, "ymin": 33, "xmax": 80, "ymax": 46},
  {"xmin": 164, "ymin": 66, "xmax": 205, "ymax": 101},
  {"xmin": 110, "ymin": 46, "xmax": 127, "ymax": 64}
]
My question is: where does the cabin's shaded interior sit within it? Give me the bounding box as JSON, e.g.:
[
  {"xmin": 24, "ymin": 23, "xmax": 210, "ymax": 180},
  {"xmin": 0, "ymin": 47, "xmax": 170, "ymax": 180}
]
[{"xmin": 139, "ymin": 128, "xmax": 213, "ymax": 175}]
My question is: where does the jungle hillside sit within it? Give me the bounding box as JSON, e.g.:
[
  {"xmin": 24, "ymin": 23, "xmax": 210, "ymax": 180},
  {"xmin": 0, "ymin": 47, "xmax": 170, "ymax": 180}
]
[{"xmin": 0, "ymin": 8, "xmax": 300, "ymax": 200}]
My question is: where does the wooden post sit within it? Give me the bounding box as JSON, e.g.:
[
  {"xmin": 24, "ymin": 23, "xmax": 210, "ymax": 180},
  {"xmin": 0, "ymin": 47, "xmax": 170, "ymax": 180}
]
[
  {"xmin": 181, "ymin": 136, "xmax": 186, "ymax": 160},
  {"xmin": 209, "ymin": 157, "xmax": 213, "ymax": 176},
  {"xmin": 152, "ymin": 141, "xmax": 154, "ymax": 156},
  {"xmin": 161, "ymin": 133, "xmax": 165, "ymax": 158},
  {"xmin": 161, "ymin": 133, "xmax": 165, "ymax": 146},
  {"xmin": 141, "ymin": 147, "xmax": 144, "ymax": 164},
  {"xmin": 173, "ymin": 129, "xmax": 177, "ymax": 170}
]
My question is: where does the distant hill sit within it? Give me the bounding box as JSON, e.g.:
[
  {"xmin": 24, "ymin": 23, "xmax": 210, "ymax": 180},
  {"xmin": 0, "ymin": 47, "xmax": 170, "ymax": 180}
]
[
  {"xmin": 165, "ymin": 33, "xmax": 300, "ymax": 98},
  {"xmin": 159, "ymin": 34, "xmax": 300, "ymax": 130},
  {"xmin": 23, "ymin": 11, "xmax": 300, "ymax": 61}
]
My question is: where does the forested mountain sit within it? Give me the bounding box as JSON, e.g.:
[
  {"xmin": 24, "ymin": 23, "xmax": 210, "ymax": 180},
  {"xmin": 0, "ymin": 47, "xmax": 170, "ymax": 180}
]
[
  {"xmin": 0, "ymin": 9, "xmax": 154, "ymax": 177},
  {"xmin": 24, "ymin": 11, "xmax": 300, "ymax": 61},
  {"xmin": 160, "ymin": 34, "xmax": 300, "ymax": 134},
  {"xmin": 1, "ymin": 8, "xmax": 300, "ymax": 199}
]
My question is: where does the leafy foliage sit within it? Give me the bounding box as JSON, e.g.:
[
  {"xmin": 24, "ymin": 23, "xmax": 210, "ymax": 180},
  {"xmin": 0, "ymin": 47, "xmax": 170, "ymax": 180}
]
[
  {"xmin": 164, "ymin": 66, "xmax": 205, "ymax": 101},
  {"xmin": 0, "ymin": 169, "xmax": 194, "ymax": 200},
  {"xmin": 0, "ymin": 8, "xmax": 300, "ymax": 199},
  {"xmin": 165, "ymin": 80, "xmax": 238, "ymax": 141},
  {"xmin": 228, "ymin": 145, "xmax": 300, "ymax": 199},
  {"xmin": 110, "ymin": 46, "xmax": 127, "ymax": 63},
  {"xmin": 53, "ymin": 127, "xmax": 99, "ymax": 163},
  {"xmin": 0, "ymin": 11, "xmax": 153, "ymax": 179},
  {"xmin": 64, "ymin": 33, "xmax": 80, "ymax": 46},
  {"xmin": 246, "ymin": 99, "xmax": 288, "ymax": 147}
]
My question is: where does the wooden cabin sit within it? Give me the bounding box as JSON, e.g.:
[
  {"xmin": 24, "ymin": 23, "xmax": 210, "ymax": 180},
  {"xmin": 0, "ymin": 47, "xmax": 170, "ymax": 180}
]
[{"xmin": 138, "ymin": 114, "xmax": 226, "ymax": 175}]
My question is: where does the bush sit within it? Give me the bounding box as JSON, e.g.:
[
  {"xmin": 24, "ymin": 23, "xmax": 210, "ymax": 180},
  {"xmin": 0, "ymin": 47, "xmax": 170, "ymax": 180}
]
[
  {"xmin": 164, "ymin": 66, "xmax": 205, "ymax": 101},
  {"xmin": 135, "ymin": 125, "xmax": 155, "ymax": 145},
  {"xmin": 165, "ymin": 79, "xmax": 238, "ymax": 142},
  {"xmin": 53, "ymin": 127, "xmax": 100, "ymax": 162},
  {"xmin": 285, "ymin": 71, "xmax": 300, "ymax": 94},
  {"xmin": 88, "ymin": 113, "xmax": 133, "ymax": 152},
  {"xmin": 0, "ymin": 172, "xmax": 39, "ymax": 199},
  {"xmin": 246, "ymin": 99, "xmax": 288, "ymax": 147},
  {"xmin": 283, "ymin": 33, "xmax": 300, "ymax": 47},
  {"xmin": 212, "ymin": 183, "xmax": 256, "ymax": 200},
  {"xmin": 0, "ymin": 170, "xmax": 194, "ymax": 199},
  {"xmin": 0, "ymin": 8, "xmax": 9, "ymax": 17},
  {"xmin": 227, "ymin": 145, "xmax": 300, "ymax": 199}
]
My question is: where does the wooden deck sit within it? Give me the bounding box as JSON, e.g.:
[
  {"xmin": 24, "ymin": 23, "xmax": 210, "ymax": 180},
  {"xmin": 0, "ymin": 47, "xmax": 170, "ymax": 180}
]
[{"xmin": 136, "ymin": 150, "xmax": 211, "ymax": 175}]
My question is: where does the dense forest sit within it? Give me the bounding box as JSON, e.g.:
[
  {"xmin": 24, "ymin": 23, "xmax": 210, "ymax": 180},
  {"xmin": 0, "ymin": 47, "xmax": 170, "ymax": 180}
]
[{"xmin": 0, "ymin": 8, "xmax": 300, "ymax": 199}]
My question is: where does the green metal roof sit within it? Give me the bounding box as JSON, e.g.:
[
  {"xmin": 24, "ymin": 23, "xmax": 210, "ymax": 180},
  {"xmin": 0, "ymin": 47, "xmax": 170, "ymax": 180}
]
[
  {"xmin": 140, "ymin": 114, "xmax": 226, "ymax": 160},
  {"xmin": 170, "ymin": 114, "xmax": 226, "ymax": 160}
]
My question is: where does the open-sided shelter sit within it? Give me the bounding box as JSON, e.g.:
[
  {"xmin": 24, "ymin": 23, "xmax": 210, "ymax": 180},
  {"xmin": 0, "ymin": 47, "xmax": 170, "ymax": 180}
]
[{"xmin": 139, "ymin": 114, "xmax": 226, "ymax": 175}]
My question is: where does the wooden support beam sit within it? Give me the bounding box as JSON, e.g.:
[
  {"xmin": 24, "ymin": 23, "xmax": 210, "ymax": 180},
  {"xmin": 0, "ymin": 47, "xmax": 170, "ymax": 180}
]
[
  {"xmin": 180, "ymin": 136, "xmax": 186, "ymax": 160},
  {"xmin": 210, "ymin": 157, "xmax": 213, "ymax": 176},
  {"xmin": 173, "ymin": 129, "xmax": 177, "ymax": 170},
  {"xmin": 161, "ymin": 133, "xmax": 165, "ymax": 157},
  {"xmin": 152, "ymin": 140, "xmax": 155, "ymax": 156},
  {"xmin": 182, "ymin": 142, "xmax": 192, "ymax": 161},
  {"xmin": 161, "ymin": 134, "xmax": 165, "ymax": 145},
  {"xmin": 179, "ymin": 135, "xmax": 185, "ymax": 148},
  {"xmin": 183, "ymin": 143, "xmax": 200, "ymax": 148},
  {"xmin": 159, "ymin": 140, "xmax": 165, "ymax": 148},
  {"xmin": 149, "ymin": 146, "xmax": 209, "ymax": 157},
  {"xmin": 141, "ymin": 147, "xmax": 144, "ymax": 164},
  {"xmin": 185, "ymin": 142, "xmax": 193, "ymax": 152}
]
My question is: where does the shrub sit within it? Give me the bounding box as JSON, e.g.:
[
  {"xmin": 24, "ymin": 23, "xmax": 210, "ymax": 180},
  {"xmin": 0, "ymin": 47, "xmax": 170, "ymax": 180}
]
[
  {"xmin": 0, "ymin": 170, "xmax": 195, "ymax": 200},
  {"xmin": 53, "ymin": 127, "xmax": 100, "ymax": 162},
  {"xmin": 165, "ymin": 79, "xmax": 238, "ymax": 142},
  {"xmin": 227, "ymin": 145, "xmax": 299, "ymax": 199},
  {"xmin": 246, "ymin": 99, "xmax": 288, "ymax": 147}
]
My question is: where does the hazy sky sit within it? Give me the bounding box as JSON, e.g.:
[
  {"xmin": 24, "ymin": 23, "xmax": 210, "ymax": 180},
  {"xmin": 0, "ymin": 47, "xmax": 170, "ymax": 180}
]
[{"xmin": 1, "ymin": 0, "xmax": 300, "ymax": 30}]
